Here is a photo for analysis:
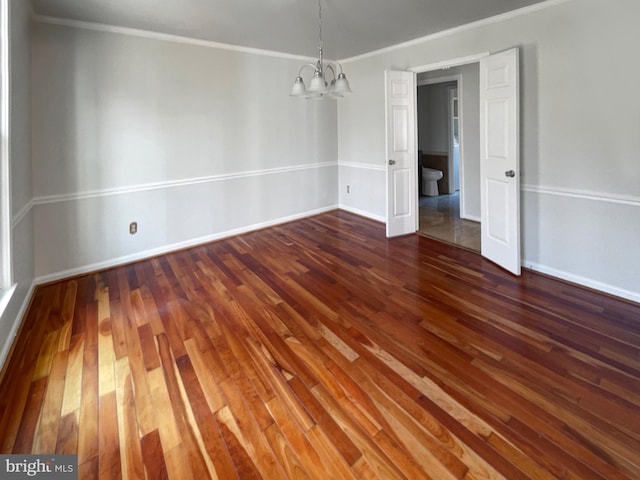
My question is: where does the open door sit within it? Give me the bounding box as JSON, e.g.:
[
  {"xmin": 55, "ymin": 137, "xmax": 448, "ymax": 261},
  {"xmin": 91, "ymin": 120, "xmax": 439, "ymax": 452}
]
[
  {"xmin": 480, "ymin": 48, "xmax": 521, "ymax": 275},
  {"xmin": 385, "ymin": 70, "xmax": 417, "ymax": 237}
]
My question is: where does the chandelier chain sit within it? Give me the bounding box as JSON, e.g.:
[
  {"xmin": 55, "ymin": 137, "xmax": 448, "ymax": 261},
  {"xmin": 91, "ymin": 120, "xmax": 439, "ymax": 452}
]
[
  {"xmin": 289, "ymin": 0, "xmax": 351, "ymax": 98},
  {"xmin": 318, "ymin": 0, "xmax": 323, "ymax": 48}
]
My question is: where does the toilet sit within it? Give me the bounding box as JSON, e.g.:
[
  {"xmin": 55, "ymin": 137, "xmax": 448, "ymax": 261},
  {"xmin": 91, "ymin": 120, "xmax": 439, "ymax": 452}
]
[{"xmin": 421, "ymin": 167, "xmax": 444, "ymax": 196}]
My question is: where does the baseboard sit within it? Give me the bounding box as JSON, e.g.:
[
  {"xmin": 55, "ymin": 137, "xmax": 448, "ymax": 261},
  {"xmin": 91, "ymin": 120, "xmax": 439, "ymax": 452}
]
[
  {"xmin": 35, "ymin": 205, "xmax": 338, "ymax": 286},
  {"xmin": 523, "ymin": 260, "xmax": 640, "ymax": 305},
  {"xmin": 461, "ymin": 214, "xmax": 481, "ymax": 223},
  {"xmin": 25, "ymin": 202, "xmax": 639, "ymax": 339},
  {"xmin": 338, "ymin": 204, "xmax": 386, "ymax": 223}
]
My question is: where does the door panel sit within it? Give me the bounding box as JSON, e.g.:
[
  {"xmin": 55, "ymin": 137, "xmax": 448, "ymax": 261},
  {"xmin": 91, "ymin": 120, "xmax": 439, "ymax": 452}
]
[
  {"xmin": 480, "ymin": 48, "xmax": 521, "ymax": 275},
  {"xmin": 385, "ymin": 70, "xmax": 417, "ymax": 237},
  {"xmin": 487, "ymin": 100, "xmax": 508, "ymax": 157},
  {"xmin": 393, "ymin": 168, "xmax": 412, "ymax": 216},
  {"xmin": 392, "ymin": 106, "xmax": 409, "ymax": 152},
  {"xmin": 486, "ymin": 178, "xmax": 509, "ymax": 242}
]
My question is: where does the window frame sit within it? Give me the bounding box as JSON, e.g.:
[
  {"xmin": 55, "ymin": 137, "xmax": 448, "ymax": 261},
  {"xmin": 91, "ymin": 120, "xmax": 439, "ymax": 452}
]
[{"xmin": 0, "ymin": 0, "xmax": 12, "ymax": 291}]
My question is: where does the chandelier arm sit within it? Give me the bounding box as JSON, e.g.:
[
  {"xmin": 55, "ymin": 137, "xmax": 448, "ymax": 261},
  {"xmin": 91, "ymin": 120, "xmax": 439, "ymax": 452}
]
[
  {"xmin": 324, "ymin": 63, "xmax": 337, "ymax": 81},
  {"xmin": 298, "ymin": 63, "xmax": 319, "ymax": 76},
  {"xmin": 291, "ymin": 0, "xmax": 350, "ymax": 99}
]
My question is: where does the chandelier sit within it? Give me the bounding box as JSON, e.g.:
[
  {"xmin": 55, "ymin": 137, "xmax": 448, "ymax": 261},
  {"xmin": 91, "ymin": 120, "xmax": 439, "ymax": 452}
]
[{"xmin": 290, "ymin": 0, "xmax": 352, "ymax": 99}]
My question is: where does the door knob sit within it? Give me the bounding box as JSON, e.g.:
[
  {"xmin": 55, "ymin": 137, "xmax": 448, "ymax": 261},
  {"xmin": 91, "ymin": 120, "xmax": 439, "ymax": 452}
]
[
  {"xmin": 505, "ymin": 170, "xmax": 515, "ymax": 178},
  {"xmin": 388, "ymin": 159, "xmax": 396, "ymax": 165}
]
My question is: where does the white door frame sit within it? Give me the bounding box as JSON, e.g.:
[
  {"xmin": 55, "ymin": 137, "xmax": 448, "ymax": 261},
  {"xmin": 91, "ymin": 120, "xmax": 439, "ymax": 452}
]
[
  {"xmin": 402, "ymin": 50, "xmax": 522, "ymax": 275},
  {"xmin": 0, "ymin": 0, "xmax": 12, "ymax": 291},
  {"xmin": 409, "ymin": 53, "xmax": 491, "ymax": 75},
  {"xmin": 417, "ymin": 74, "xmax": 465, "ymax": 218},
  {"xmin": 448, "ymin": 86, "xmax": 459, "ymax": 193},
  {"xmin": 409, "ymin": 53, "xmax": 489, "ymax": 231}
]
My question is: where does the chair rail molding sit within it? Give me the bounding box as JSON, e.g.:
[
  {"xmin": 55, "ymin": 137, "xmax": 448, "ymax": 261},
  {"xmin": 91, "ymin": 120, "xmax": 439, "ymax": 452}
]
[
  {"xmin": 521, "ymin": 184, "xmax": 640, "ymax": 207},
  {"xmin": 33, "ymin": 161, "xmax": 338, "ymax": 206}
]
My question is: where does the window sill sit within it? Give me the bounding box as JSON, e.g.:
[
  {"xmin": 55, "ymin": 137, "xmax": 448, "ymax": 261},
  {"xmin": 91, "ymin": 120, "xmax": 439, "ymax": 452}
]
[{"xmin": 0, "ymin": 283, "xmax": 16, "ymax": 319}]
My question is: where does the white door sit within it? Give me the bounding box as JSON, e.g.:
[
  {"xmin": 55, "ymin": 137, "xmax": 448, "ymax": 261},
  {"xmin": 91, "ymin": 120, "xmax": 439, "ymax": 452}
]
[
  {"xmin": 385, "ymin": 70, "xmax": 417, "ymax": 237},
  {"xmin": 480, "ymin": 48, "xmax": 521, "ymax": 275}
]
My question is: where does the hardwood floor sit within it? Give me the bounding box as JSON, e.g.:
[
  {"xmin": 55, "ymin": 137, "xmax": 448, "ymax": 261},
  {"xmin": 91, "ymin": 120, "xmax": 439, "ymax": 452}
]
[
  {"xmin": 1, "ymin": 210, "xmax": 639, "ymax": 479},
  {"xmin": 419, "ymin": 192, "xmax": 481, "ymax": 252}
]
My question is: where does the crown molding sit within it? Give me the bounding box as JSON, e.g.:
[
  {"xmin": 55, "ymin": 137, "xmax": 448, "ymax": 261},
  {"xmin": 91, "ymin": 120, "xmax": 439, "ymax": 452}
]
[
  {"xmin": 31, "ymin": 13, "xmax": 318, "ymax": 63},
  {"xmin": 30, "ymin": 0, "xmax": 573, "ymax": 65},
  {"xmin": 340, "ymin": 0, "xmax": 573, "ymax": 64}
]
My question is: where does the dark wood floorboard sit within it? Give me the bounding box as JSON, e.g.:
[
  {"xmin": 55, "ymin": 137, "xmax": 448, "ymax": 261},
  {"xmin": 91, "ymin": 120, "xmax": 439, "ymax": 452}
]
[{"xmin": 1, "ymin": 210, "xmax": 638, "ymax": 479}]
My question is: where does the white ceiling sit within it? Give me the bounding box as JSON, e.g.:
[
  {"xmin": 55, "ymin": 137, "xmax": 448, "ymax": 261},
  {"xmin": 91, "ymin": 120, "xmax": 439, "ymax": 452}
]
[{"xmin": 31, "ymin": 0, "xmax": 549, "ymax": 59}]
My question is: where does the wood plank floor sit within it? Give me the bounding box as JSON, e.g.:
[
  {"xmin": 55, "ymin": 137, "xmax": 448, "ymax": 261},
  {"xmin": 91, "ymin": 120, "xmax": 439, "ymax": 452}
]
[{"xmin": 1, "ymin": 210, "xmax": 639, "ymax": 479}]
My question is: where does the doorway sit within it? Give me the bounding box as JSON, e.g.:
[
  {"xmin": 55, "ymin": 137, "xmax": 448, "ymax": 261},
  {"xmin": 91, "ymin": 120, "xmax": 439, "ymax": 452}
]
[
  {"xmin": 416, "ymin": 68, "xmax": 481, "ymax": 252},
  {"xmin": 386, "ymin": 49, "xmax": 521, "ymax": 274}
]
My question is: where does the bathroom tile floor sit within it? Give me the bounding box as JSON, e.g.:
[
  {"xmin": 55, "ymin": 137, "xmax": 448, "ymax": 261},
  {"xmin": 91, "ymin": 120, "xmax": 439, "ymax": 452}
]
[{"xmin": 418, "ymin": 191, "xmax": 481, "ymax": 252}]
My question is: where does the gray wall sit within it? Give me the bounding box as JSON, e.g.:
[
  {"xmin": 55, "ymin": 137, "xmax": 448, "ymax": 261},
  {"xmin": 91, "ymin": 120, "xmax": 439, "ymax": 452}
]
[
  {"xmin": 3, "ymin": 0, "xmax": 639, "ymax": 372},
  {"xmin": 337, "ymin": 0, "xmax": 640, "ymax": 302},
  {"xmin": 31, "ymin": 22, "xmax": 339, "ymax": 280},
  {"xmin": 417, "ymin": 81, "xmax": 455, "ymax": 154},
  {"xmin": 1, "ymin": 0, "xmax": 35, "ymax": 368}
]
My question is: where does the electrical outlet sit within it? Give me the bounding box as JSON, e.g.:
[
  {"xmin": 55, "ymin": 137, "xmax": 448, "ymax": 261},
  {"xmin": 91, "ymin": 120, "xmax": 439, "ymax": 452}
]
[
  {"xmin": 346, "ymin": 185, "xmax": 351, "ymax": 194},
  {"xmin": 129, "ymin": 221, "xmax": 138, "ymax": 235}
]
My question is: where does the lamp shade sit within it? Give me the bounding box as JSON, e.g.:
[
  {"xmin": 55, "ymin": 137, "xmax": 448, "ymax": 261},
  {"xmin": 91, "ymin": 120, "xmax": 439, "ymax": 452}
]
[
  {"xmin": 290, "ymin": 1, "xmax": 351, "ymax": 100},
  {"xmin": 290, "ymin": 76, "xmax": 307, "ymax": 97},
  {"xmin": 308, "ymin": 72, "xmax": 328, "ymax": 95},
  {"xmin": 332, "ymin": 73, "xmax": 352, "ymax": 95},
  {"xmin": 327, "ymin": 80, "xmax": 341, "ymax": 97}
]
